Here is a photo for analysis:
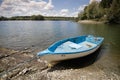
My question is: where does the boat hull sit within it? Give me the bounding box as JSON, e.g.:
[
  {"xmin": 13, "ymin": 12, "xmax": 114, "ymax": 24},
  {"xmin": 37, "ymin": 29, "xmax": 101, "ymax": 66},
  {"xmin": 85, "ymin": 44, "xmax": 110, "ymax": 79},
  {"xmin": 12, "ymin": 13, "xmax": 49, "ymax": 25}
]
[{"xmin": 40, "ymin": 45, "xmax": 100, "ymax": 63}]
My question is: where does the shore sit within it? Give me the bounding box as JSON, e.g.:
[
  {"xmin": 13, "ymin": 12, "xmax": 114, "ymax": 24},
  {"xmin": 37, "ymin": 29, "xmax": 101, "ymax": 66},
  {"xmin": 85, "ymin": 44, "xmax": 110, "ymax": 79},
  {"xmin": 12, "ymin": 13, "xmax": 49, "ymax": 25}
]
[
  {"xmin": 78, "ymin": 20, "xmax": 104, "ymax": 24},
  {"xmin": 0, "ymin": 47, "xmax": 119, "ymax": 80}
]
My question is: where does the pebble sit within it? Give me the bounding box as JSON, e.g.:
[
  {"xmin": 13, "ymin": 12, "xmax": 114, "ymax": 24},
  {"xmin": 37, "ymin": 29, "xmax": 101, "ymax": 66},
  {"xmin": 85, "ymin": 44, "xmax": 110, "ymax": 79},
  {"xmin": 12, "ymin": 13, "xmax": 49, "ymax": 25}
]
[{"xmin": 0, "ymin": 47, "xmax": 119, "ymax": 80}]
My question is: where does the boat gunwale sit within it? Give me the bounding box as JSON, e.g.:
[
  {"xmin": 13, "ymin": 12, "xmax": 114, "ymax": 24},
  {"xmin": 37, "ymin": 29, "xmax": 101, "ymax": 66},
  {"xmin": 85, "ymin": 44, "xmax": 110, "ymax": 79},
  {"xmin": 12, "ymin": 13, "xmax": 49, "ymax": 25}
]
[{"xmin": 45, "ymin": 35, "xmax": 104, "ymax": 55}]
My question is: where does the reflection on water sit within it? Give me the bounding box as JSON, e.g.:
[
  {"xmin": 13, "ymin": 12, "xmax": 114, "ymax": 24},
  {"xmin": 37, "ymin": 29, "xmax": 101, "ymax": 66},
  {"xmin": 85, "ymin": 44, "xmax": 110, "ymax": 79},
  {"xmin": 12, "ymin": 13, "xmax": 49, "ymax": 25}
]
[
  {"xmin": 0, "ymin": 21, "xmax": 119, "ymax": 53},
  {"xmin": 0, "ymin": 21, "xmax": 120, "ymax": 75},
  {"xmin": 0, "ymin": 21, "xmax": 79, "ymax": 49}
]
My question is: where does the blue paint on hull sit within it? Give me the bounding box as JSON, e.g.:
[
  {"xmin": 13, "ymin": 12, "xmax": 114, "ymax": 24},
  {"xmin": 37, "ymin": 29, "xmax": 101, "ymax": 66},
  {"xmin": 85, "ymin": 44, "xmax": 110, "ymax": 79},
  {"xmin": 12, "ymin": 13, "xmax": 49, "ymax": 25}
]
[{"xmin": 37, "ymin": 35, "xmax": 104, "ymax": 56}]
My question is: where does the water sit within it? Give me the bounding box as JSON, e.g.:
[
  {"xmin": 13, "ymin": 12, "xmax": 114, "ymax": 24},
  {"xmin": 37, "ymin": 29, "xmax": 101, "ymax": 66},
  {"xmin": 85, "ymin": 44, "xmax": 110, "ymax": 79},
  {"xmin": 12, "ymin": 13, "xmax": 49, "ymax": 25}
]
[
  {"xmin": 0, "ymin": 21, "xmax": 120, "ymax": 50},
  {"xmin": 0, "ymin": 21, "xmax": 120, "ymax": 76},
  {"xmin": 0, "ymin": 21, "xmax": 80, "ymax": 49}
]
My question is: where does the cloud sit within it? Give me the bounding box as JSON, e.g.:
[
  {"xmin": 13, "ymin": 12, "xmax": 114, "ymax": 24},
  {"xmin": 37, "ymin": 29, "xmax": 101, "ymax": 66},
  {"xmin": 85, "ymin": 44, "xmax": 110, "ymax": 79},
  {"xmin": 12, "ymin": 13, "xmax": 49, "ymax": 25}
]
[
  {"xmin": 78, "ymin": 5, "xmax": 86, "ymax": 12},
  {"xmin": 60, "ymin": 9, "xmax": 69, "ymax": 16},
  {"xmin": 57, "ymin": 5, "xmax": 86, "ymax": 17},
  {"xmin": 43, "ymin": 4, "xmax": 87, "ymax": 17},
  {"xmin": 44, "ymin": 3, "xmax": 54, "ymax": 10},
  {"xmin": 89, "ymin": 0, "xmax": 101, "ymax": 4},
  {"xmin": 0, "ymin": 0, "xmax": 54, "ymax": 17},
  {"xmin": 60, "ymin": 9, "xmax": 69, "ymax": 13},
  {"xmin": 0, "ymin": 0, "xmax": 87, "ymax": 17},
  {"xmin": 44, "ymin": 0, "xmax": 54, "ymax": 10}
]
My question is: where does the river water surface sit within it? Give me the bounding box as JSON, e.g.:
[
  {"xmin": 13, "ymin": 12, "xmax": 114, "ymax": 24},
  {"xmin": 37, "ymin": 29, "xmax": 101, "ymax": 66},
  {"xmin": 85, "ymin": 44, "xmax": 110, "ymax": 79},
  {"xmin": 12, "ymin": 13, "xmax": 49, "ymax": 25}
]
[{"xmin": 0, "ymin": 21, "xmax": 120, "ymax": 78}]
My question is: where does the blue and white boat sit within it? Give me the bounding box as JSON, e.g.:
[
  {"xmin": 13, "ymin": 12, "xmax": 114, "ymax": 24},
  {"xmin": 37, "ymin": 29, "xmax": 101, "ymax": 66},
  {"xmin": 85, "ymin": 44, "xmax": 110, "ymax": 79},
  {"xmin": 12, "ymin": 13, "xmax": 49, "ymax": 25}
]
[{"xmin": 37, "ymin": 35, "xmax": 104, "ymax": 63}]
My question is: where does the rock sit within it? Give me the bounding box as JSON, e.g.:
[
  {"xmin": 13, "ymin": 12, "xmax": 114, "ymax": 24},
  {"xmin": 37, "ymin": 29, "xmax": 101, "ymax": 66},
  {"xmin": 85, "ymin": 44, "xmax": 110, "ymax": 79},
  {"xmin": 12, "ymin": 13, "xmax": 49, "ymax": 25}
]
[
  {"xmin": 0, "ymin": 54, "xmax": 9, "ymax": 59},
  {"xmin": 0, "ymin": 67, "xmax": 4, "ymax": 72},
  {"xmin": 23, "ymin": 53, "xmax": 34, "ymax": 58},
  {"xmin": 24, "ymin": 48, "xmax": 29, "ymax": 50},
  {"xmin": 18, "ymin": 68, "xmax": 29, "ymax": 75},
  {"xmin": 31, "ymin": 45, "xmax": 35, "ymax": 47},
  {"xmin": 1, "ymin": 74, "xmax": 8, "ymax": 80},
  {"xmin": 11, "ymin": 50, "xmax": 19, "ymax": 54},
  {"xmin": 18, "ymin": 67, "xmax": 37, "ymax": 76}
]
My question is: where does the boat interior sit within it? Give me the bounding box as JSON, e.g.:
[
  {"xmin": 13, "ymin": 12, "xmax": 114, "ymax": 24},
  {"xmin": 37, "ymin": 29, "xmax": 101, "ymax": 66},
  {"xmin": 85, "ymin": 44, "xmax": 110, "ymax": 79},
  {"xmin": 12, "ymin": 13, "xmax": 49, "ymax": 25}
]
[
  {"xmin": 54, "ymin": 41, "xmax": 97, "ymax": 53},
  {"xmin": 48, "ymin": 35, "xmax": 100, "ymax": 53}
]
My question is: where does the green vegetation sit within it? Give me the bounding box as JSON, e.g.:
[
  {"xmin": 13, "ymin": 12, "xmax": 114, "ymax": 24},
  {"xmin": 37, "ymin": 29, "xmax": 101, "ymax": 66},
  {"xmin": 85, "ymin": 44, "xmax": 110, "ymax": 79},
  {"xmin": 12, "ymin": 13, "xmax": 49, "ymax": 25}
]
[
  {"xmin": 44, "ymin": 16, "xmax": 77, "ymax": 21},
  {"xmin": 0, "ymin": 15, "xmax": 44, "ymax": 20},
  {"xmin": 0, "ymin": 16, "xmax": 8, "ymax": 20},
  {"xmin": 78, "ymin": 0, "xmax": 120, "ymax": 24},
  {"xmin": 0, "ymin": 15, "xmax": 77, "ymax": 21}
]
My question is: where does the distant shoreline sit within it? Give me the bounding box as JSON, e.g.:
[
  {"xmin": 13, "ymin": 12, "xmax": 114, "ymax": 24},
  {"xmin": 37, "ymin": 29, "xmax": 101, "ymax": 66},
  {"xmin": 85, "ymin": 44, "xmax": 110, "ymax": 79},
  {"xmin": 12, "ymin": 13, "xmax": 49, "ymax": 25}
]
[
  {"xmin": 78, "ymin": 20, "xmax": 104, "ymax": 24},
  {"xmin": 0, "ymin": 16, "xmax": 77, "ymax": 21}
]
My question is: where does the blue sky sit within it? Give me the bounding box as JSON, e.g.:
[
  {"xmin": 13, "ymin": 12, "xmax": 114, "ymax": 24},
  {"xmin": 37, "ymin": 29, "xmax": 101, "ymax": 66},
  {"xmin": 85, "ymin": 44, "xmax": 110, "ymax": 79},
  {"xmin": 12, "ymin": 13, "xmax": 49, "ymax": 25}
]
[{"xmin": 0, "ymin": 0, "xmax": 95, "ymax": 17}]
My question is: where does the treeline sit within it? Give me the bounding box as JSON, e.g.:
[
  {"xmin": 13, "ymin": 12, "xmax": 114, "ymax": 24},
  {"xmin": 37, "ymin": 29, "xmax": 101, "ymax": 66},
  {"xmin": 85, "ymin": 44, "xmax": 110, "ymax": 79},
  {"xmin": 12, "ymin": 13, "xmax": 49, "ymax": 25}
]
[
  {"xmin": 78, "ymin": 0, "xmax": 120, "ymax": 24},
  {"xmin": 0, "ymin": 15, "xmax": 44, "ymax": 20},
  {"xmin": 44, "ymin": 16, "xmax": 77, "ymax": 21},
  {"xmin": 0, "ymin": 15, "xmax": 77, "ymax": 21}
]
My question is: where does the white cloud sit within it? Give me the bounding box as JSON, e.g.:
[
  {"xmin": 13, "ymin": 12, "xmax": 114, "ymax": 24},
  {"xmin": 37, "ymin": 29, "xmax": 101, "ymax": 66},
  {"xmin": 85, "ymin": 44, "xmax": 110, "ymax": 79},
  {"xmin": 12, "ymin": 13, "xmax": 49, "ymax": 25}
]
[
  {"xmin": 70, "ymin": 12, "xmax": 79, "ymax": 17},
  {"xmin": 60, "ymin": 9, "xmax": 69, "ymax": 16},
  {"xmin": 44, "ymin": 0, "xmax": 54, "ymax": 10},
  {"xmin": 89, "ymin": 0, "xmax": 101, "ymax": 4},
  {"xmin": 78, "ymin": 5, "xmax": 86, "ymax": 12},
  {"xmin": 44, "ymin": 4, "xmax": 54, "ymax": 10},
  {"xmin": 0, "ymin": 0, "xmax": 54, "ymax": 17},
  {"xmin": 60, "ymin": 5, "xmax": 86, "ymax": 17},
  {"xmin": 60, "ymin": 9, "xmax": 69, "ymax": 13},
  {"xmin": 0, "ymin": 0, "xmax": 86, "ymax": 17},
  {"xmin": 44, "ymin": 5, "xmax": 87, "ymax": 17}
]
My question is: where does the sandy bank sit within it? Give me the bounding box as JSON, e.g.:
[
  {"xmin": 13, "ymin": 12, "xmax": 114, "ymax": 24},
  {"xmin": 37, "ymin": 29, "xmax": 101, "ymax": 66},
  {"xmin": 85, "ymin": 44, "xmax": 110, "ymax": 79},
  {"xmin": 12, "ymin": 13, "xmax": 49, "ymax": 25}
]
[
  {"xmin": 78, "ymin": 20, "xmax": 104, "ymax": 24},
  {"xmin": 0, "ymin": 47, "xmax": 119, "ymax": 80}
]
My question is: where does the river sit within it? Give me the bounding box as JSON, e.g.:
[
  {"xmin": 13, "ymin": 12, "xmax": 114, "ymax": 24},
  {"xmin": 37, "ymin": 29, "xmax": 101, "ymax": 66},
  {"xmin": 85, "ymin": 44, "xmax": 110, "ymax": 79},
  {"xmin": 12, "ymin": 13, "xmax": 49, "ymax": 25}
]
[{"xmin": 0, "ymin": 21, "xmax": 120, "ymax": 79}]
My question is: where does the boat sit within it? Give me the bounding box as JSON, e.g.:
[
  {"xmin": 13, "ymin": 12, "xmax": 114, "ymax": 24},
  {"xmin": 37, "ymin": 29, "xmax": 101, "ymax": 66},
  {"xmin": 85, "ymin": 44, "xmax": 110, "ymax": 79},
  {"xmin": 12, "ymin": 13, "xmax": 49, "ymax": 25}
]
[{"xmin": 37, "ymin": 35, "xmax": 104, "ymax": 64}]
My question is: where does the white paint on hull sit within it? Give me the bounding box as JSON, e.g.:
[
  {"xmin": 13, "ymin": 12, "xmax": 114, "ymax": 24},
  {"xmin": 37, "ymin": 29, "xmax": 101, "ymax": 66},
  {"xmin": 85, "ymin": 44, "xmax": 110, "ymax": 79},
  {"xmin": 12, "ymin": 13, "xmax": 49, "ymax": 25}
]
[{"xmin": 40, "ymin": 45, "xmax": 100, "ymax": 63}]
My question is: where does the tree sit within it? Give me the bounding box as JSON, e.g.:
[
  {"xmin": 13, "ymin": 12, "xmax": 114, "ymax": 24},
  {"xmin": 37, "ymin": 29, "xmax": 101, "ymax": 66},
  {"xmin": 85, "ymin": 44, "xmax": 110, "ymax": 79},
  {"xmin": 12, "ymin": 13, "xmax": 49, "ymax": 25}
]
[
  {"xmin": 78, "ymin": 1, "xmax": 101, "ymax": 19},
  {"xmin": 78, "ymin": 0, "xmax": 120, "ymax": 24},
  {"xmin": 100, "ymin": 0, "xmax": 113, "ymax": 8},
  {"xmin": 31, "ymin": 15, "xmax": 44, "ymax": 20},
  {"xmin": 108, "ymin": 0, "xmax": 120, "ymax": 23},
  {"xmin": 0, "ymin": 16, "xmax": 7, "ymax": 20}
]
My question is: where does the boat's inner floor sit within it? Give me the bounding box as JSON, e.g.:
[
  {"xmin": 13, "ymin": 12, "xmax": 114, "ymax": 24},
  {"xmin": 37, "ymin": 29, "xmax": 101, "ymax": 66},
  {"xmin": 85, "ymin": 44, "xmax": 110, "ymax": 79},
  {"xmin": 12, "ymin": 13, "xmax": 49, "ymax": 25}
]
[{"xmin": 55, "ymin": 41, "xmax": 97, "ymax": 53}]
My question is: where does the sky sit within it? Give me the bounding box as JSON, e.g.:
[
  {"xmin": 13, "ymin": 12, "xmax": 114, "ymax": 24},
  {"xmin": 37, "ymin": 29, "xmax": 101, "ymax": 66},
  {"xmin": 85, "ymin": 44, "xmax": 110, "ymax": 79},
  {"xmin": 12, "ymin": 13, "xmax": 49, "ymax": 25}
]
[{"xmin": 0, "ymin": 0, "xmax": 100, "ymax": 17}]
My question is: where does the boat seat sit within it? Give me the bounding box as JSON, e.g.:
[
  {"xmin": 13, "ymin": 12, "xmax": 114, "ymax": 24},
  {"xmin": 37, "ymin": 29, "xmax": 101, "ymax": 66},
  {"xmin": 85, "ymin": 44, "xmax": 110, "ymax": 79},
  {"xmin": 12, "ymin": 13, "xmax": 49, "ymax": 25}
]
[
  {"xmin": 55, "ymin": 41, "xmax": 82, "ymax": 52},
  {"xmin": 55, "ymin": 41, "xmax": 97, "ymax": 53},
  {"xmin": 68, "ymin": 42, "xmax": 82, "ymax": 49},
  {"xmin": 64, "ymin": 41, "xmax": 82, "ymax": 49}
]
